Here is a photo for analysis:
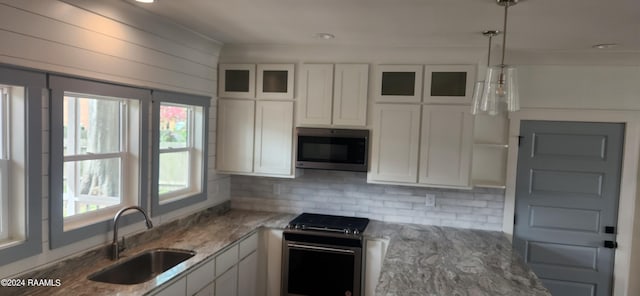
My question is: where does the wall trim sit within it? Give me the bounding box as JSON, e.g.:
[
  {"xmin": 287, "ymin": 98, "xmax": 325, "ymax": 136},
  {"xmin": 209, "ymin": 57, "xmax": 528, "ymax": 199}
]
[{"xmin": 503, "ymin": 108, "xmax": 640, "ymax": 296}]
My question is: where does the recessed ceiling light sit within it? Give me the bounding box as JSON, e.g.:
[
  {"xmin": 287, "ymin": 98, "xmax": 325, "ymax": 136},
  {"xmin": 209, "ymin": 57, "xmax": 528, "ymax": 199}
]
[
  {"xmin": 135, "ymin": 0, "xmax": 155, "ymax": 3},
  {"xmin": 592, "ymin": 43, "xmax": 618, "ymax": 49},
  {"xmin": 314, "ymin": 33, "xmax": 335, "ymax": 40}
]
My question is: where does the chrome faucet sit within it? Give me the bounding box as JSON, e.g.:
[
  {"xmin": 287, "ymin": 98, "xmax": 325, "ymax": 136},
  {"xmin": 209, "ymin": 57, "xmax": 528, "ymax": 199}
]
[{"xmin": 112, "ymin": 206, "xmax": 153, "ymax": 260}]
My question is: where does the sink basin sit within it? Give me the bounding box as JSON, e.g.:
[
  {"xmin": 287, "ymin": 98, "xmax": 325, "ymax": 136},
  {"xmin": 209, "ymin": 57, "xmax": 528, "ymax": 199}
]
[{"xmin": 88, "ymin": 248, "xmax": 195, "ymax": 285}]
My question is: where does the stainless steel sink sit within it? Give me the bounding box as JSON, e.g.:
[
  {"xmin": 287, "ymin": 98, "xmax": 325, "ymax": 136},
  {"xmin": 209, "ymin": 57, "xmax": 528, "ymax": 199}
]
[{"xmin": 88, "ymin": 248, "xmax": 195, "ymax": 285}]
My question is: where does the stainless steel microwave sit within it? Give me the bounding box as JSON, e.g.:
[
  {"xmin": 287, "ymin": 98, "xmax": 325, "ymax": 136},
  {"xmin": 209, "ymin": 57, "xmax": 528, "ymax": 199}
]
[{"xmin": 295, "ymin": 128, "xmax": 369, "ymax": 172}]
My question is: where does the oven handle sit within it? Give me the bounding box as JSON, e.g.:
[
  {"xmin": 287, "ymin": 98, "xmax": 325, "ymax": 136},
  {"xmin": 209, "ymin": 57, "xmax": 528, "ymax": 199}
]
[{"xmin": 287, "ymin": 243, "xmax": 356, "ymax": 254}]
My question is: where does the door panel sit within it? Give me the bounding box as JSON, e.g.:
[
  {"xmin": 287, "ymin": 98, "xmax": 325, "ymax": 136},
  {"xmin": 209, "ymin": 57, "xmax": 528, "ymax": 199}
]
[
  {"xmin": 514, "ymin": 121, "xmax": 624, "ymax": 296},
  {"xmin": 369, "ymin": 104, "xmax": 420, "ymax": 183}
]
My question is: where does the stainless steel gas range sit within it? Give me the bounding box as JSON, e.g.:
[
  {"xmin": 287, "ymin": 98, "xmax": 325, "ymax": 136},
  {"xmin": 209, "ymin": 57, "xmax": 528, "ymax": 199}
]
[{"xmin": 281, "ymin": 213, "xmax": 370, "ymax": 296}]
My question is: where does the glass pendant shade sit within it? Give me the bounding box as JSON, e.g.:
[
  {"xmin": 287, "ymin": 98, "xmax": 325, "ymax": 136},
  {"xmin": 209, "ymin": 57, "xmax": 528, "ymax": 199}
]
[{"xmin": 471, "ymin": 65, "xmax": 519, "ymax": 116}]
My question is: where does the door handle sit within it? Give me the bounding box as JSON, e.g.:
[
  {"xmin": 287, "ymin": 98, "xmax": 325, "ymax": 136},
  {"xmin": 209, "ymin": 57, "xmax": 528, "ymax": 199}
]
[{"xmin": 604, "ymin": 240, "xmax": 618, "ymax": 249}]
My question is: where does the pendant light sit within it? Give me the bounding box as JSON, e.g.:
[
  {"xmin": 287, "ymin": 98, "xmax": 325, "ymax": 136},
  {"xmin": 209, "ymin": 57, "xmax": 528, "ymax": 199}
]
[
  {"xmin": 471, "ymin": 0, "xmax": 520, "ymax": 116},
  {"xmin": 471, "ymin": 30, "xmax": 499, "ymax": 115}
]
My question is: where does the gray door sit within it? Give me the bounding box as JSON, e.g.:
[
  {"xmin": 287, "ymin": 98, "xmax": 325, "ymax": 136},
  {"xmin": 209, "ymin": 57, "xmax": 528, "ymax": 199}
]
[{"xmin": 514, "ymin": 121, "xmax": 624, "ymax": 296}]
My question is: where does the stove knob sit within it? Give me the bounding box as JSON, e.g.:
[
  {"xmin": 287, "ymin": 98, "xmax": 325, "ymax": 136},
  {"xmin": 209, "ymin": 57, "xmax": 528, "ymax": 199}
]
[
  {"xmin": 294, "ymin": 224, "xmax": 301, "ymax": 229},
  {"xmin": 353, "ymin": 229, "xmax": 360, "ymax": 235},
  {"xmin": 344, "ymin": 228, "xmax": 352, "ymax": 235}
]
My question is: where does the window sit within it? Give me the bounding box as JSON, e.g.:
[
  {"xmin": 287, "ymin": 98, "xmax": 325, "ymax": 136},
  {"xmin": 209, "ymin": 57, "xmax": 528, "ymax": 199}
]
[
  {"xmin": 0, "ymin": 86, "xmax": 10, "ymax": 242},
  {"xmin": 62, "ymin": 94, "xmax": 128, "ymax": 219},
  {"xmin": 49, "ymin": 76, "xmax": 149, "ymax": 248},
  {"xmin": 0, "ymin": 67, "xmax": 44, "ymax": 265},
  {"xmin": 152, "ymin": 91, "xmax": 209, "ymax": 215}
]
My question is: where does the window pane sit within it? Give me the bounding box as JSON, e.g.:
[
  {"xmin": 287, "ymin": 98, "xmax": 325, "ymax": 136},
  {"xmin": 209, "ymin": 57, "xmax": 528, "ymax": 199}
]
[
  {"xmin": 63, "ymin": 95, "xmax": 121, "ymax": 156},
  {"xmin": 159, "ymin": 104, "xmax": 189, "ymax": 149},
  {"xmin": 159, "ymin": 151, "xmax": 189, "ymax": 198},
  {"xmin": 63, "ymin": 158, "xmax": 121, "ymax": 218},
  {"xmin": 0, "ymin": 85, "xmax": 25, "ymax": 242}
]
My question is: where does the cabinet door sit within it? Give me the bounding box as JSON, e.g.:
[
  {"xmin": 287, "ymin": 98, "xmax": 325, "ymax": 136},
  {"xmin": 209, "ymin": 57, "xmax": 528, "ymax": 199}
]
[
  {"xmin": 374, "ymin": 65, "xmax": 423, "ymax": 103},
  {"xmin": 365, "ymin": 238, "xmax": 389, "ymax": 296},
  {"xmin": 216, "ymin": 99, "xmax": 255, "ymax": 173},
  {"xmin": 265, "ymin": 229, "xmax": 283, "ymax": 296},
  {"xmin": 257, "ymin": 64, "xmax": 294, "ymax": 100},
  {"xmin": 194, "ymin": 282, "xmax": 215, "ymax": 296},
  {"xmin": 215, "ymin": 265, "xmax": 238, "ymax": 296},
  {"xmin": 333, "ymin": 64, "xmax": 368, "ymax": 126},
  {"xmin": 187, "ymin": 258, "xmax": 215, "ymax": 296},
  {"xmin": 154, "ymin": 276, "xmax": 187, "ymax": 296},
  {"xmin": 219, "ymin": 64, "xmax": 255, "ymax": 99},
  {"xmin": 419, "ymin": 105, "xmax": 473, "ymax": 187},
  {"xmin": 369, "ymin": 104, "xmax": 421, "ymax": 183},
  {"xmin": 254, "ymin": 101, "xmax": 294, "ymax": 175},
  {"xmin": 298, "ymin": 64, "xmax": 333, "ymax": 125},
  {"xmin": 423, "ymin": 65, "xmax": 475, "ymax": 104},
  {"xmin": 238, "ymin": 251, "xmax": 258, "ymax": 296}
]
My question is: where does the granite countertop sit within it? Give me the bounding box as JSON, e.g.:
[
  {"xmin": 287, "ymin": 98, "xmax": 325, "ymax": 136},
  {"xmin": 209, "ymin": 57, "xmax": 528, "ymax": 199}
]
[
  {"xmin": 7, "ymin": 209, "xmax": 294, "ymax": 296},
  {"xmin": 6, "ymin": 209, "xmax": 549, "ymax": 296},
  {"xmin": 365, "ymin": 221, "xmax": 550, "ymax": 296}
]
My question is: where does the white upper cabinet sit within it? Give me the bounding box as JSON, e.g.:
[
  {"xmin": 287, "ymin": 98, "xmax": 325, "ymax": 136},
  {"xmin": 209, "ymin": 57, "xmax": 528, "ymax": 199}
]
[
  {"xmin": 423, "ymin": 65, "xmax": 476, "ymax": 104},
  {"xmin": 419, "ymin": 105, "xmax": 474, "ymax": 187},
  {"xmin": 374, "ymin": 65, "xmax": 423, "ymax": 103},
  {"xmin": 299, "ymin": 64, "xmax": 334, "ymax": 125},
  {"xmin": 298, "ymin": 63, "xmax": 369, "ymax": 127},
  {"xmin": 217, "ymin": 99, "xmax": 294, "ymax": 177},
  {"xmin": 333, "ymin": 64, "xmax": 369, "ymax": 126},
  {"xmin": 216, "ymin": 99, "xmax": 255, "ymax": 173},
  {"xmin": 368, "ymin": 104, "xmax": 421, "ymax": 183},
  {"xmin": 369, "ymin": 104, "xmax": 474, "ymax": 188},
  {"xmin": 219, "ymin": 64, "xmax": 255, "ymax": 99},
  {"xmin": 254, "ymin": 101, "xmax": 294, "ymax": 175},
  {"xmin": 257, "ymin": 64, "xmax": 295, "ymax": 99}
]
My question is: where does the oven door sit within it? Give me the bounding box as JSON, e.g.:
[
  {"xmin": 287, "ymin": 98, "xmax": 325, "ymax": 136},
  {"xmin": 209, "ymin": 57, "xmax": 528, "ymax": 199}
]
[{"xmin": 282, "ymin": 231, "xmax": 362, "ymax": 296}]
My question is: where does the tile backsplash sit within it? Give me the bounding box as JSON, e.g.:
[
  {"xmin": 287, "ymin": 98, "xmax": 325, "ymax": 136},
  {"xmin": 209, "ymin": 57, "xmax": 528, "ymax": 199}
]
[{"xmin": 231, "ymin": 170, "xmax": 505, "ymax": 231}]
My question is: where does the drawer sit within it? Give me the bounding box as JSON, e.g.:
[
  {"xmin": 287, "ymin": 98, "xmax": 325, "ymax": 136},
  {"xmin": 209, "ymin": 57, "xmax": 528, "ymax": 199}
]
[
  {"xmin": 187, "ymin": 257, "xmax": 215, "ymax": 296},
  {"xmin": 215, "ymin": 244, "xmax": 239, "ymax": 278},
  {"xmin": 239, "ymin": 232, "xmax": 258, "ymax": 259}
]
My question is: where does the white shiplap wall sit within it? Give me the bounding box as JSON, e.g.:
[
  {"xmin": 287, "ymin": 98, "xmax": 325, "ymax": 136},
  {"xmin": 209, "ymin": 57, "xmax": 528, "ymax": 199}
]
[{"xmin": 0, "ymin": 0, "xmax": 230, "ymax": 278}]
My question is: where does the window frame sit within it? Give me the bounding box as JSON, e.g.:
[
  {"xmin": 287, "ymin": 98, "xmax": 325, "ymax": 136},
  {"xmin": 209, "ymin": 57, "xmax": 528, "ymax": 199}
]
[
  {"xmin": 49, "ymin": 75, "xmax": 150, "ymax": 249},
  {"xmin": 151, "ymin": 90, "xmax": 209, "ymax": 216},
  {"xmin": 0, "ymin": 66, "xmax": 44, "ymax": 265}
]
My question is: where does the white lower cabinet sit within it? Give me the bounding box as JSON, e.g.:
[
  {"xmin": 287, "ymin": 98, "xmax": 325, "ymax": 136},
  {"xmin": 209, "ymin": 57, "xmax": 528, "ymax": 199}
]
[
  {"xmin": 238, "ymin": 251, "xmax": 258, "ymax": 296},
  {"xmin": 153, "ymin": 276, "xmax": 187, "ymax": 296},
  {"xmin": 194, "ymin": 282, "xmax": 215, "ymax": 296},
  {"xmin": 368, "ymin": 103, "xmax": 474, "ymax": 188},
  {"xmin": 158, "ymin": 231, "xmax": 261, "ymax": 296},
  {"xmin": 364, "ymin": 238, "xmax": 390, "ymax": 296},
  {"xmin": 265, "ymin": 229, "xmax": 283, "ymax": 296},
  {"xmin": 215, "ymin": 265, "xmax": 238, "ymax": 296},
  {"xmin": 187, "ymin": 258, "xmax": 216, "ymax": 296}
]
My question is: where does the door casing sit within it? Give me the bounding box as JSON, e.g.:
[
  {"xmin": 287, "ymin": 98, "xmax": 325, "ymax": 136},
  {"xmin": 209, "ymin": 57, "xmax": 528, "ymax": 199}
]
[{"xmin": 503, "ymin": 108, "xmax": 640, "ymax": 296}]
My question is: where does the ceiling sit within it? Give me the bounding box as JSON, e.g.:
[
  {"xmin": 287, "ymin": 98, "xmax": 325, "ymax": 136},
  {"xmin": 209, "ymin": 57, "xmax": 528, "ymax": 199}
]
[{"xmin": 127, "ymin": 0, "xmax": 639, "ymax": 53}]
